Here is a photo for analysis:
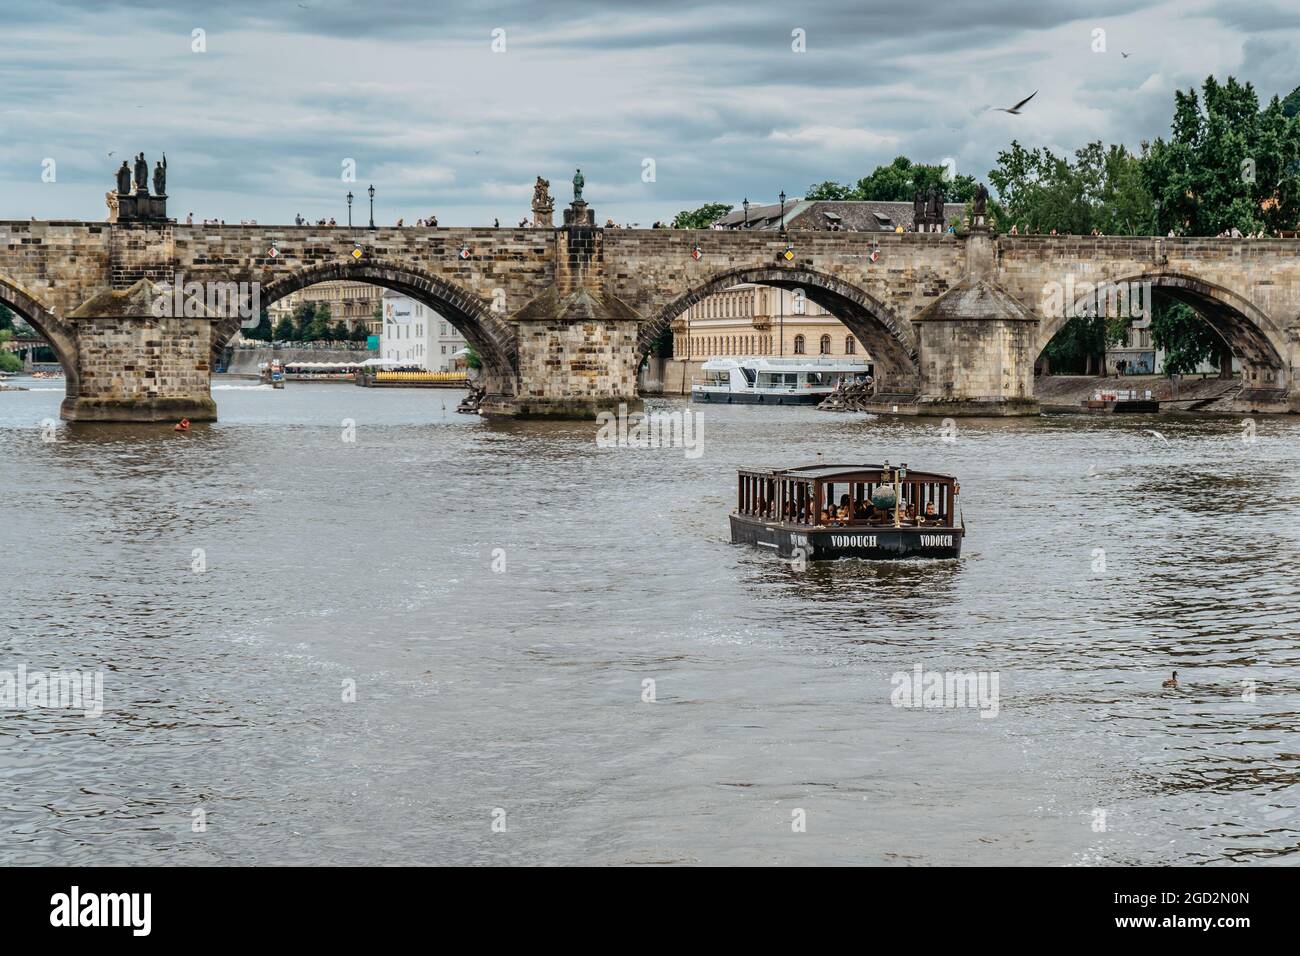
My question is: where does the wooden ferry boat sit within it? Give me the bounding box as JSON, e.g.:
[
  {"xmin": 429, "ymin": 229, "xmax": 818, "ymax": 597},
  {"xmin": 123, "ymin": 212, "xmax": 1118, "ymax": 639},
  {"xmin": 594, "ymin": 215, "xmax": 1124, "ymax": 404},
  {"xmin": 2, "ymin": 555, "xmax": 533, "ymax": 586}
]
[{"xmin": 730, "ymin": 462, "xmax": 964, "ymax": 561}]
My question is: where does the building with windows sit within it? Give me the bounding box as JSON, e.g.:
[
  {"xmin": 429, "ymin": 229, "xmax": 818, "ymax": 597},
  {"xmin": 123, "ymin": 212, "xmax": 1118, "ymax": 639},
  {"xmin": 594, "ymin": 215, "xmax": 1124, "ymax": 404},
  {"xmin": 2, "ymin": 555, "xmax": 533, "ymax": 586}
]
[
  {"xmin": 379, "ymin": 290, "xmax": 466, "ymax": 370},
  {"xmin": 650, "ymin": 282, "xmax": 869, "ymax": 394},
  {"xmin": 671, "ymin": 283, "xmax": 863, "ymax": 360},
  {"xmin": 268, "ymin": 281, "xmax": 385, "ymax": 335}
]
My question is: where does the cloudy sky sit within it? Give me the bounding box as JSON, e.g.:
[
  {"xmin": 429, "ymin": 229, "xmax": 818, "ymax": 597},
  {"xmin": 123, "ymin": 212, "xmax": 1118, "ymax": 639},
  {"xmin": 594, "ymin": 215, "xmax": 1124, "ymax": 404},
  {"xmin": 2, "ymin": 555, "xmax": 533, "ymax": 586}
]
[{"xmin": 1, "ymin": 0, "xmax": 1297, "ymax": 226}]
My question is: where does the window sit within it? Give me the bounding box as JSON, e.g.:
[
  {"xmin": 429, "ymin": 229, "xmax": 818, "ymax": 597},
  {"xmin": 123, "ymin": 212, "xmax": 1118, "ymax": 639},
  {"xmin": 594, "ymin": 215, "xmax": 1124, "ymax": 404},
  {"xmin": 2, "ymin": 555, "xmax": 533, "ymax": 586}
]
[
  {"xmin": 846, "ymin": 337, "xmax": 856, "ymax": 354},
  {"xmin": 794, "ymin": 335, "xmax": 806, "ymax": 355},
  {"xmin": 819, "ymin": 334, "xmax": 831, "ymax": 355}
]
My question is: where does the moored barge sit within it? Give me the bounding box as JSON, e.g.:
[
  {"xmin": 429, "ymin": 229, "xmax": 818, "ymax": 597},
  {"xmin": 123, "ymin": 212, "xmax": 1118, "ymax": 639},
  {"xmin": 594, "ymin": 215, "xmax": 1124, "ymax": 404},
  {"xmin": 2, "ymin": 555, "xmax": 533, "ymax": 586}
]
[{"xmin": 730, "ymin": 462, "xmax": 964, "ymax": 561}]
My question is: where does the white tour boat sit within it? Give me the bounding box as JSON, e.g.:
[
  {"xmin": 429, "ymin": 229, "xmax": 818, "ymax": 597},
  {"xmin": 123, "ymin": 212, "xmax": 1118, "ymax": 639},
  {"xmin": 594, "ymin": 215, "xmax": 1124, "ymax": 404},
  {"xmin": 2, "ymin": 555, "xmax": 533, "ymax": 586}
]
[{"xmin": 691, "ymin": 356, "xmax": 874, "ymax": 405}]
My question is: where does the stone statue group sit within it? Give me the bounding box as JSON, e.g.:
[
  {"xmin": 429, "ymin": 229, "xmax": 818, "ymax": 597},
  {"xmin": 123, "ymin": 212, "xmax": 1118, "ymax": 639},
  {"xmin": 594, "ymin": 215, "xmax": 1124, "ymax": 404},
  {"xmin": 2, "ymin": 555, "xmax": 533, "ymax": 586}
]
[{"xmin": 115, "ymin": 152, "xmax": 166, "ymax": 196}]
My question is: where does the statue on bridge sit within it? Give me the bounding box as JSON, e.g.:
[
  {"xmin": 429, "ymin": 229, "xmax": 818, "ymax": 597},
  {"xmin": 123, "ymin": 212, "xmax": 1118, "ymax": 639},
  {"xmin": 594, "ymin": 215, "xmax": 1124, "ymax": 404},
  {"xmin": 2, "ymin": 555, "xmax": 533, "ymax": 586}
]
[
  {"xmin": 563, "ymin": 168, "xmax": 594, "ymax": 226},
  {"xmin": 532, "ymin": 176, "xmax": 554, "ymax": 228},
  {"xmin": 913, "ymin": 189, "xmax": 925, "ymax": 230},
  {"xmin": 108, "ymin": 151, "xmax": 169, "ymax": 223},
  {"xmin": 133, "ymin": 153, "xmax": 150, "ymax": 195},
  {"xmin": 973, "ymin": 182, "xmax": 988, "ymax": 223},
  {"xmin": 925, "ymin": 186, "xmax": 944, "ymax": 232},
  {"xmin": 153, "ymin": 154, "xmax": 167, "ymax": 197}
]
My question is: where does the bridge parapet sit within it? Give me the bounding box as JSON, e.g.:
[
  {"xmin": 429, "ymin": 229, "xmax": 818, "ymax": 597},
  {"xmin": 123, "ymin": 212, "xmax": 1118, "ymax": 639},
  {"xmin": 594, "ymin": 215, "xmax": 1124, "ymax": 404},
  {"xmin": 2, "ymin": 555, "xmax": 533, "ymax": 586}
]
[{"xmin": 1, "ymin": 218, "xmax": 1298, "ymax": 418}]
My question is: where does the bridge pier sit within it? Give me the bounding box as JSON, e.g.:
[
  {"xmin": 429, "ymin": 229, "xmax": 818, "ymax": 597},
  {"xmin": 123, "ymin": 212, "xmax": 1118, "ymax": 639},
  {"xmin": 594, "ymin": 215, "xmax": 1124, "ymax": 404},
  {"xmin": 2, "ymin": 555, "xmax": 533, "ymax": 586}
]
[
  {"xmin": 911, "ymin": 277, "xmax": 1041, "ymax": 416},
  {"xmin": 492, "ymin": 284, "xmax": 642, "ymax": 418},
  {"xmin": 60, "ymin": 280, "xmax": 217, "ymax": 423}
]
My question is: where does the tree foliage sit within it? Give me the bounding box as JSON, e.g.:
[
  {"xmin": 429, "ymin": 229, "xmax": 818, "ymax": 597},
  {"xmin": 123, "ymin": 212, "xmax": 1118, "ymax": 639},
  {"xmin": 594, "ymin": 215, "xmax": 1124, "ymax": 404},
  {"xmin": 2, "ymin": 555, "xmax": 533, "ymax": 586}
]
[
  {"xmin": 988, "ymin": 140, "xmax": 1152, "ymax": 235},
  {"xmin": 1149, "ymin": 297, "xmax": 1224, "ymax": 374},
  {"xmin": 806, "ymin": 156, "xmax": 977, "ymax": 203},
  {"xmin": 671, "ymin": 203, "xmax": 733, "ymax": 229},
  {"xmin": 1142, "ymin": 76, "xmax": 1300, "ymax": 237},
  {"xmin": 0, "ymin": 329, "xmax": 20, "ymax": 373}
]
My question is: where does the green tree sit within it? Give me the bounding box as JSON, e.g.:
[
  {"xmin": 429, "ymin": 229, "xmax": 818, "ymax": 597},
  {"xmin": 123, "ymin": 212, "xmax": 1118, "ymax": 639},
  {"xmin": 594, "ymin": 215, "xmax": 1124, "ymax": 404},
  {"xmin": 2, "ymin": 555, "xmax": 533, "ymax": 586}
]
[
  {"xmin": 1142, "ymin": 75, "xmax": 1300, "ymax": 237},
  {"xmin": 0, "ymin": 303, "xmax": 14, "ymax": 331},
  {"xmin": 804, "ymin": 180, "xmax": 855, "ymax": 200},
  {"xmin": 988, "ymin": 140, "xmax": 1152, "ymax": 235},
  {"xmin": 0, "ymin": 329, "xmax": 21, "ymax": 373},
  {"xmin": 1150, "ymin": 297, "xmax": 1223, "ymax": 374},
  {"xmin": 855, "ymin": 156, "xmax": 977, "ymax": 203},
  {"xmin": 331, "ymin": 320, "xmax": 351, "ymax": 341},
  {"xmin": 242, "ymin": 309, "xmax": 272, "ymax": 341},
  {"xmin": 464, "ymin": 347, "xmax": 482, "ymax": 370},
  {"xmin": 292, "ymin": 302, "xmax": 317, "ymax": 340},
  {"xmin": 671, "ymin": 203, "xmax": 733, "ymax": 229},
  {"xmin": 304, "ymin": 304, "xmax": 334, "ymax": 341},
  {"xmin": 272, "ymin": 316, "xmax": 296, "ymax": 340},
  {"xmin": 807, "ymin": 156, "xmax": 977, "ymax": 204},
  {"xmin": 1283, "ymin": 84, "xmax": 1300, "ymax": 119}
]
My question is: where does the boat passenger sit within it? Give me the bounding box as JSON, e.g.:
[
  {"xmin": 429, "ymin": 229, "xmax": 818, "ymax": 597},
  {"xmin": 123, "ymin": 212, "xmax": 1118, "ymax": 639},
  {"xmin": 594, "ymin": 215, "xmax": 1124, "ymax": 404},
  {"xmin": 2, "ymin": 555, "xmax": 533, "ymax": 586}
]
[
  {"xmin": 837, "ymin": 494, "xmax": 853, "ymax": 521},
  {"xmin": 924, "ymin": 502, "xmax": 939, "ymax": 524}
]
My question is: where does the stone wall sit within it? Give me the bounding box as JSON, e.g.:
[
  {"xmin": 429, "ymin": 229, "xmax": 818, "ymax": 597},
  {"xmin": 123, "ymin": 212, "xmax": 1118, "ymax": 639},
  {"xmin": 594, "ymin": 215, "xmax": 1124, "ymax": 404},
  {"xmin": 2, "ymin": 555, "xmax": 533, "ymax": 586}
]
[
  {"xmin": 4, "ymin": 219, "xmax": 1300, "ymax": 419},
  {"xmin": 509, "ymin": 318, "xmax": 640, "ymax": 417},
  {"xmin": 68, "ymin": 314, "xmax": 215, "ymax": 421}
]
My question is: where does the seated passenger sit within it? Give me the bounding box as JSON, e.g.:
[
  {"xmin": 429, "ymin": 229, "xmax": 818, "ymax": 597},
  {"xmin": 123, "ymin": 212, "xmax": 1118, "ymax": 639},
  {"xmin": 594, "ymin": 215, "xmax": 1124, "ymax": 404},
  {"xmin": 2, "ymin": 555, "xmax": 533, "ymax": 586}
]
[
  {"xmin": 923, "ymin": 502, "xmax": 940, "ymax": 524},
  {"xmin": 837, "ymin": 494, "xmax": 853, "ymax": 521}
]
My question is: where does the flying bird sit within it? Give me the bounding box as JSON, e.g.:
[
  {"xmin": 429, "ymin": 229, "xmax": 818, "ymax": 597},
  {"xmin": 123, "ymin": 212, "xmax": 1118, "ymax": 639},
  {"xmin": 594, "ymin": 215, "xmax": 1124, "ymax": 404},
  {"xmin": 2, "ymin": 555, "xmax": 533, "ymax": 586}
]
[
  {"xmin": 1145, "ymin": 429, "xmax": 1169, "ymax": 443},
  {"xmin": 993, "ymin": 90, "xmax": 1037, "ymax": 115},
  {"xmin": 1121, "ymin": 51, "xmax": 1131, "ymax": 58}
]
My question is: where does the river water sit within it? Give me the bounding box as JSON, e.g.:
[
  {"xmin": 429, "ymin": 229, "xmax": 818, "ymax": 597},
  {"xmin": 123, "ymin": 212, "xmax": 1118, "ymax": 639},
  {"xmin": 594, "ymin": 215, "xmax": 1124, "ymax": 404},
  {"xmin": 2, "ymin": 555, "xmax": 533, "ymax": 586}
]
[{"xmin": 1, "ymin": 375, "xmax": 1298, "ymax": 866}]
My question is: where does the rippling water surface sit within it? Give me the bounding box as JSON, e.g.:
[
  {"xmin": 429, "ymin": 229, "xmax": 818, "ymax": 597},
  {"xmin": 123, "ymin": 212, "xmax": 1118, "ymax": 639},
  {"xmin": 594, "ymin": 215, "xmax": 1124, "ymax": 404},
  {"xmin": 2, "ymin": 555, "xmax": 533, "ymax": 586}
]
[{"xmin": 2, "ymin": 375, "xmax": 1298, "ymax": 865}]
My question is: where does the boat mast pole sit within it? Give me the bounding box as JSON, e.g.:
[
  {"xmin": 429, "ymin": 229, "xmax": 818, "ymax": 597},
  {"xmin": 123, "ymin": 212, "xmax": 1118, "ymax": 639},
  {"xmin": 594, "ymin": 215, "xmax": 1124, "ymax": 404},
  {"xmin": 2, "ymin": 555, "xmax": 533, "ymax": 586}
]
[{"xmin": 893, "ymin": 467, "xmax": 901, "ymax": 528}]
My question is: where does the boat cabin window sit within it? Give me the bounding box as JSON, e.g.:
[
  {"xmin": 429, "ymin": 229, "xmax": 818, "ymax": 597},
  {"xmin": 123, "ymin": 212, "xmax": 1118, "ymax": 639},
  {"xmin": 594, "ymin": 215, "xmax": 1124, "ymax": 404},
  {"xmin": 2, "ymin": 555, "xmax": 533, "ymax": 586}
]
[{"xmin": 737, "ymin": 470, "xmax": 958, "ymax": 529}]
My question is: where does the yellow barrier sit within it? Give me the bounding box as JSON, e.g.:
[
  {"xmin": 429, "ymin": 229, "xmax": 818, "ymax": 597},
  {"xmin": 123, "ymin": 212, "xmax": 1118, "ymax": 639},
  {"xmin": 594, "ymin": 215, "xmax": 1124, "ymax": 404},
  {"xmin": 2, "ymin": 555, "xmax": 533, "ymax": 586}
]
[{"xmin": 374, "ymin": 371, "xmax": 468, "ymax": 383}]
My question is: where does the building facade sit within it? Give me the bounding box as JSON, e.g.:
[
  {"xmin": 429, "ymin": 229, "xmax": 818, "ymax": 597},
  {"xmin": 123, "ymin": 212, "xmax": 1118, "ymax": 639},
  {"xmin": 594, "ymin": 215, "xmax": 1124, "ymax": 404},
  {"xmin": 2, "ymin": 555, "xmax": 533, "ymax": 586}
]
[
  {"xmin": 379, "ymin": 290, "xmax": 466, "ymax": 370},
  {"xmin": 671, "ymin": 283, "xmax": 865, "ymax": 360},
  {"xmin": 268, "ymin": 281, "xmax": 385, "ymax": 334}
]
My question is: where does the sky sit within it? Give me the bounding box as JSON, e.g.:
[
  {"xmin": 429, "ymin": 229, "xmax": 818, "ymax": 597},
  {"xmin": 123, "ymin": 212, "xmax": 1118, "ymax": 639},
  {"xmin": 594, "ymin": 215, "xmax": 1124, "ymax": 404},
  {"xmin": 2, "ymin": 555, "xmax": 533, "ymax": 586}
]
[{"xmin": 1, "ymin": 0, "xmax": 1297, "ymax": 227}]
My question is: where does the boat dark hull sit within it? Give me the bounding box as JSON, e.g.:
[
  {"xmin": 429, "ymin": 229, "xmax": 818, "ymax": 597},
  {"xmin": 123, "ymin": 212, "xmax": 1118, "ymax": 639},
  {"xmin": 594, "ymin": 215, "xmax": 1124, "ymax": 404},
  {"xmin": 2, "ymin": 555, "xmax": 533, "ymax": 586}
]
[
  {"xmin": 692, "ymin": 389, "xmax": 826, "ymax": 405},
  {"xmin": 729, "ymin": 513, "xmax": 963, "ymax": 560}
]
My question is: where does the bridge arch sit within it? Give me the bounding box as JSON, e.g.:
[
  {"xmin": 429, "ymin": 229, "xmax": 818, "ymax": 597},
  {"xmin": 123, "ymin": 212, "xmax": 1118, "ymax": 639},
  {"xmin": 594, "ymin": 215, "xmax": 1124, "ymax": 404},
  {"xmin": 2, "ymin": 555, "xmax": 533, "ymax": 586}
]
[
  {"xmin": 641, "ymin": 266, "xmax": 919, "ymax": 391},
  {"xmin": 0, "ymin": 276, "xmax": 80, "ymax": 397},
  {"xmin": 213, "ymin": 260, "xmax": 519, "ymax": 396},
  {"xmin": 1038, "ymin": 271, "xmax": 1290, "ymax": 386}
]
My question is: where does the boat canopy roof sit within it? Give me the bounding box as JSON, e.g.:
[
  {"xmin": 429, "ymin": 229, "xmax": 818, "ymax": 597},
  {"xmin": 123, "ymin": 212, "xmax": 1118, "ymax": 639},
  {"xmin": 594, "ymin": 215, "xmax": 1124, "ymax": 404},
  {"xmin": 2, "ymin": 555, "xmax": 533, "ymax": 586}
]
[{"xmin": 742, "ymin": 463, "xmax": 958, "ymax": 483}]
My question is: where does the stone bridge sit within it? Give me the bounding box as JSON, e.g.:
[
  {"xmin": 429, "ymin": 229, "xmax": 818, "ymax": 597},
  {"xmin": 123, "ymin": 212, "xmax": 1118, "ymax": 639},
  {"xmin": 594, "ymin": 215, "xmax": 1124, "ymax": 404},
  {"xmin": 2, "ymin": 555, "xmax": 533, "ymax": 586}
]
[{"xmin": 2, "ymin": 212, "xmax": 1298, "ymax": 420}]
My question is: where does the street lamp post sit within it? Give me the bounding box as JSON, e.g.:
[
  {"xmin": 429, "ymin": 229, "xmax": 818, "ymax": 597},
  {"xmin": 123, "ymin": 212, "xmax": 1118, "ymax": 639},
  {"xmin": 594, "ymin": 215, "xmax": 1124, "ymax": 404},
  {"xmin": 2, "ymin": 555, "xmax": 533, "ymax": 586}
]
[
  {"xmin": 742, "ymin": 197, "xmax": 750, "ymax": 228},
  {"xmin": 346, "ymin": 191, "xmax": 353, "ymax": 228},
  {"xmin": 779, "ymin": 190, "xmax": 786, "ymax": 236},
  {"xmin": 368, "ymin": 184, "xmax": 375, "ymax": 229}
]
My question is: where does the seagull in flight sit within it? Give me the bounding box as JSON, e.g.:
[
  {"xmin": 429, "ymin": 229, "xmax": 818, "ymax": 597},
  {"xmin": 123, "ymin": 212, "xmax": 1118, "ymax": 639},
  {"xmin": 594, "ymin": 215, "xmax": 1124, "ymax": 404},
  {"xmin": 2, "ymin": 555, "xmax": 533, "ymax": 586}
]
[
  {"xmin": 993, "ymin": 90, "xmax": 1037, "ymax": 115},
  {"xmin": 1121, "ymin": 51, "xmax": 1131, "ymax": 58},
  {"xmin": 1145, "ymin": 429, "xmax": 1169, "ymax": 443}
]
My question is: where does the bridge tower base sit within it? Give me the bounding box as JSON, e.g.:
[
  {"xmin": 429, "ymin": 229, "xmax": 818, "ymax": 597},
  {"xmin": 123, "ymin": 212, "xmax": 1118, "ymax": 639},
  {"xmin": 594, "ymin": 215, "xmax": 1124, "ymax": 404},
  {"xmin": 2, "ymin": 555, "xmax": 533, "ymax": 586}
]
[
  {"xmin": 911, "ymin": 277, "xmax": 1042, "ymax": 417},
  {"xmin": 60, "ymin": 280, "xmax": 219, "ymax": 423},
  {"xmin": 485, "ymin": 285, "xmax": 643, "ymax": 418}
]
